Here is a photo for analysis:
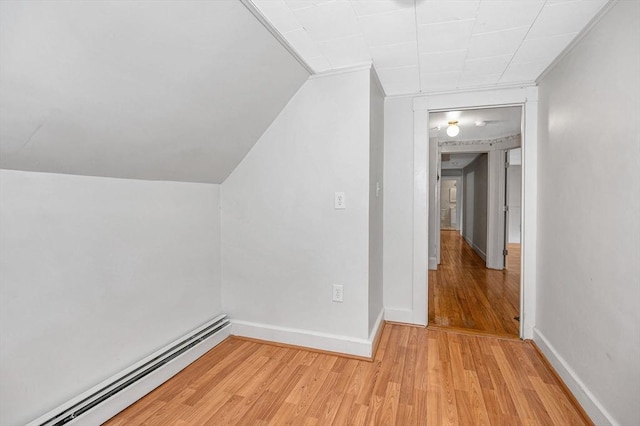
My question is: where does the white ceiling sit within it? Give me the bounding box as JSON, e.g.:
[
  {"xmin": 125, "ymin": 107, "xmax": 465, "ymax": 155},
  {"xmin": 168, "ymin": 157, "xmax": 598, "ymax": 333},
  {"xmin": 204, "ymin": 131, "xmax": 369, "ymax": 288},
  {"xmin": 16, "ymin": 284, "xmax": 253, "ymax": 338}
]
[
  {"xmin": 430, "ymin": 105, "xmax": 522, "ymax": 140},
  {"xmin": 250, "ymin": 0, "xmax": 609, "ymax": 95},
  {"xmin": 441, "ymin": 153, "xmax": 481, "ymax": 169},
  {"xmin": 0, "ymin": 0, "xmax": 309, "ymax": 183},
  {"xmin": 436, "ymin": 106, "xmax": 521, "ymax": 169}
]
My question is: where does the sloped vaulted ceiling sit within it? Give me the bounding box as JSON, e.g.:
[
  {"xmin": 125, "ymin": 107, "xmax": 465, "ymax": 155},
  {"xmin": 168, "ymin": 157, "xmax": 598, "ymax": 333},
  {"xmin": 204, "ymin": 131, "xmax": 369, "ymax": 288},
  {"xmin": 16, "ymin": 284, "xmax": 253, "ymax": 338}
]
[{"xmin": 0, "ymin": 0, "xmax": 310, "ymax": 183}]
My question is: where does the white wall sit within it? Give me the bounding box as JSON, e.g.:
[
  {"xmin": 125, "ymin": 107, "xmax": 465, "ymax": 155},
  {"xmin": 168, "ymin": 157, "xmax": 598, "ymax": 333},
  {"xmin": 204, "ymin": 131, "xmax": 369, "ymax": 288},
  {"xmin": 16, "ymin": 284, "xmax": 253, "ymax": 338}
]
[
  {"xmin": 0, "ymin": 170, "xmax": 222, "ymax": 426},
  {"xmin": 222, "ymin": 68, "xmax": 372, "ymax": 342},
  {"xmin": 382, "ymin": 97, "xmax": 415, "ymax": 322},
  {"xmin": 0, "ymin": 0, "xmax": 309, "ymax": 183},
  {"xmin": 536, "ymin": 1, "xmax": 640, "ymax": 424},
  {"xmin": 368, "ymin": 69, "xmax": 384, "ymax": 333},
  {"xmin": 462, "ymin": 154, "xmax": 488, "ymax": 259}
]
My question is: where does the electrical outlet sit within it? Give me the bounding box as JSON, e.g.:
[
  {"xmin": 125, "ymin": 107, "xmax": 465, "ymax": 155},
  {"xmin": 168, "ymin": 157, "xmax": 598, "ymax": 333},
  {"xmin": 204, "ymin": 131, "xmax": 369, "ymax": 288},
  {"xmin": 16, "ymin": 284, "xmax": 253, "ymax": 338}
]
[
  {"xmin": 332, "ymin": 284, "xmax": 344, "ymax": 302},
  {"xmin": 334, "ymin": 192, "xmax": 346, "ymax": 209}
]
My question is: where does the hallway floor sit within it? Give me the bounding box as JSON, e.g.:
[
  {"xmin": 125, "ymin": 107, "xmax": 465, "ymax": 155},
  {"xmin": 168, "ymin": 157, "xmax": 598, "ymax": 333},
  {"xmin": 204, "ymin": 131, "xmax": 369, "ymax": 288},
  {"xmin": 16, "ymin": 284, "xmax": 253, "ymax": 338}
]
[
  {"xmin": 105, "ymin": 323, "xmax": 590, "ymax": 425},
  {"xmin": 429, "ymin": 230, "xmax": 520, "ymax": 337}
]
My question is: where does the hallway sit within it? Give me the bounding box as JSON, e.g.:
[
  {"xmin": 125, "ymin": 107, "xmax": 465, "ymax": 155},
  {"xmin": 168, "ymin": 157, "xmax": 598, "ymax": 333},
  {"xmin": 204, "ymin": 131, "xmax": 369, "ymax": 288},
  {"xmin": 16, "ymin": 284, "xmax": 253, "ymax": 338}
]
[{"xmin": 428, "ymin": 230, "xmax": 520, "ymax": 337}]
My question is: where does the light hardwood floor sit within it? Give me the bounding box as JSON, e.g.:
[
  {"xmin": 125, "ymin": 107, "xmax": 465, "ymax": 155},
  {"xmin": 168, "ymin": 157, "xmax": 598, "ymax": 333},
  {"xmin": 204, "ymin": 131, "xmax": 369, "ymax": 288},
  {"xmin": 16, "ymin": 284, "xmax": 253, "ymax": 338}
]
[
  {"xmin": 105, "ymin": 323, "xmax": 590, "ymax": 425},
  {"xmin": 429, "ymin": 231, "xmax": 520, "ymax": 337}
]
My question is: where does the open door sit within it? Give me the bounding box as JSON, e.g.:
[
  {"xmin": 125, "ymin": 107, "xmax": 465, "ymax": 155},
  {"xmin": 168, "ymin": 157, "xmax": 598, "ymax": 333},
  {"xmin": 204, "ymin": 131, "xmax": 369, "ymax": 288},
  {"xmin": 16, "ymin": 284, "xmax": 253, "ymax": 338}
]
[{"xmin": 504, "ymin": 150, "xmax": 510, "ymax": 267}]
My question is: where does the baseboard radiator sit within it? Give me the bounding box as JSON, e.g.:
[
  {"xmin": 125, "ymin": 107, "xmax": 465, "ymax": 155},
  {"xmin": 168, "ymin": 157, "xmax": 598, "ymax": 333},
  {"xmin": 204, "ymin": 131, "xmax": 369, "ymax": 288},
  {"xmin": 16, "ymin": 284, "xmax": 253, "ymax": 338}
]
[{"xmin": 27, "ymin": 314, "xmax": 231, "ymax": 426}]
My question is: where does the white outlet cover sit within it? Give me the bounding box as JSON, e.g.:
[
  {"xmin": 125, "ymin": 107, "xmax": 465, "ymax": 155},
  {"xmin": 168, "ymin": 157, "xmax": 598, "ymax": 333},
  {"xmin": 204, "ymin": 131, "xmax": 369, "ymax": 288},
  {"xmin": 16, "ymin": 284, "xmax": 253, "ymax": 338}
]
[
  {"xmin": 334, "ymin": 192, "xmax": 346, "ymax": 209},
  {"xmin": 332, "ymin": 284, "xmax": 344, "ymax": 302}
]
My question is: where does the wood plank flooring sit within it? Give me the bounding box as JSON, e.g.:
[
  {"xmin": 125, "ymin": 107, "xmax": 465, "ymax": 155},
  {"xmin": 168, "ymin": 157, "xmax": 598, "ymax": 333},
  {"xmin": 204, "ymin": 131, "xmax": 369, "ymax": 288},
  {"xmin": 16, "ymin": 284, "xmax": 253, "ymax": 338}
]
[
  {"xmin": 429, "ymin": 231, "xmax": 520, "ymax": 337},
  {"xmin": 105, "ymin": 323, "xmax": 590, "ymax": 425}
]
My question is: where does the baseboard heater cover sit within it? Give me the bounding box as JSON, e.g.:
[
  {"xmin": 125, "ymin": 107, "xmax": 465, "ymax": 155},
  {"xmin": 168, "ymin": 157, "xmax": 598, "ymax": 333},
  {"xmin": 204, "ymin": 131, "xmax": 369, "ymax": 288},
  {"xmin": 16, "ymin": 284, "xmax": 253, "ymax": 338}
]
[{"xmin": 27, "ymin": 314, "xmax": 231, "ymax": 426}]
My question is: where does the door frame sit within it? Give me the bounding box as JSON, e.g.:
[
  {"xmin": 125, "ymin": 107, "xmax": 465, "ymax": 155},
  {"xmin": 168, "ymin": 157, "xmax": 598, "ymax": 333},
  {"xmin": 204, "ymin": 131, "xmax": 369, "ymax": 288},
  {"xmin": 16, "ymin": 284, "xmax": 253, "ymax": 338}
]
[
  {"xmin": 411, "ymin": 86, "xmax": 538, "ymax": 339},
  {"xmin": 438, "ymin": 174, "xmax": 462, "ymax": 233}
]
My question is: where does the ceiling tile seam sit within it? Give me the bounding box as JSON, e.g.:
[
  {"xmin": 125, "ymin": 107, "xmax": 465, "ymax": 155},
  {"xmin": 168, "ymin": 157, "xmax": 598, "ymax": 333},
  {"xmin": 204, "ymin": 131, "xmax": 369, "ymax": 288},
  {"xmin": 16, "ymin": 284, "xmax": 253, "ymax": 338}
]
[
  {"xmin": 464, "ymin": 53, "xmax": 515, "ymax": 63},
  {"xmin": 419, "ymin": 80, "xmax": 536, "ymax": 97},
  {"xmin": 351, "ymin": 6, "xmax": 412, "ymax": 19},
  {"xmin": 342, "ymin": 0, "xmax": 377, "ymax": 69},
  {"xmin": 418, "ymin": 47, "xmax": 468, "ymax": 56},
  {"xmin": 466, "ymin": 0, "xmax": 486, "ymax": 41},
  {"xmin": 461, "ymin": 55, "xmax": 512, "ymax": 78},
  {"xmin": 301, "ymin": 32, "xmax": 365, "ymax": 44},
  {"xmin": 416, "ymin": 17, "xmax": 476, "ymax": 29},
  {"xmin": 370, "ymin": 40, "xmax": 417, "ymax": 50},
  {"xmin": 470, "ymin": 24, "xmax": 533, "ymax": 37},
  {"xmin": 436, "ymin": 0, "xmax": 482, "ymax": 91},
  {"xmin": 297, "ymin": 0, "xmax": 366, "ymax": 47},
  {"xmin": 377, "ymin": 63, "xmax": 419, "ymax": 72},
  {"xmin": 524, "ymin": 30, "xmax": 581, "ymax": 41},
  {"xmin": 497, "ymin": 1, "xmax": 549, "ymax": 82},
  {"xmin": 348, "ymin": 0, "xmax": 412, "ymax": 19}
]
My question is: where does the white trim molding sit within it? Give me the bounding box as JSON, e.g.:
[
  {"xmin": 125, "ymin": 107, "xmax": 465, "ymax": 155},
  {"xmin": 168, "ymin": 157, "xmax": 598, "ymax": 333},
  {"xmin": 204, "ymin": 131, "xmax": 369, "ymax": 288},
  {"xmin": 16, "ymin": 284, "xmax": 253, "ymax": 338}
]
[
  {"xmin": 413, "ymin": 86, "xmax": 538, "ymax": 339},
  {"xmin": 533, "ymin": 328, "xmax": 616, "ymax": 425},
  {"xmin": 309, "ymin": 63, "xmax": 373, "ymax": 80},
  {"xmin": 27, "ymin": 317, "xmax": 231, "ymax": 426},
  {"xmin": 240, "ymin": 0, "xmax": 313, "ymax": 74},
  {"xmin": 232, "ymin": 313, "xmax": 385, "ymax": 359},
  {"xmin": 464, "ymin": 236, "xmax": 487, "ymax": 262},
  {"xmin": 384, "ymin": 308, "xmax": 414, "ymax": 324},
  {"xmin": 412, "ymin": 107, "xmax": 429, "ymax": 326}
]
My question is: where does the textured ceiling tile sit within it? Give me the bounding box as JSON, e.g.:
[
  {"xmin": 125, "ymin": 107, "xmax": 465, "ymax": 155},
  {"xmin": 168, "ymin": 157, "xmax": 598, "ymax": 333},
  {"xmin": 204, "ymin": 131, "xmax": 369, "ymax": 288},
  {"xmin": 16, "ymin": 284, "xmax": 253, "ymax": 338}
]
[
  {"xmin": 415, "ymin": 0, "xmax": 480, "ymax": 25},
  {"xmin": 305, "ymin": 55, "xmax": 333, "ymax": 72},
  {"xmin": 255, "ymin": 0, "xmax": 606, "ymax": 95},
  {"xmin": 467, "ymin": 26, "xmax": 529, "ymax": 59},
  {"xmin": 292, "ymin": 0, "xmax": 359, "ymax": 41},
  {"xmin": 370, "ymin": 41, "xmax": 418, "ymax": 68},
  {"xmin": 319, "ymin": 35, "xmax": 371, "ymax": 67},
  {"xmin": 376, "ymin": 65, "xmax": 420, "ymax": 95},
  {"xmin": 357, "ymin": 8, "xmax": 417, "ymax": 47},
  {"xmin": 474, "ymin": 0, "xmax": 544, "ymax": 34},
  {"xmin": 284, "ymin": 28, "xmax": 325, "ymax": 60},
  {"xmin": 511, "ymin": 32, "xmax": 576, "ymax": 64},
  {"xmin": 500, "ymin": 61, "xmax": 548, "ymax": 82},
  {"xmin": 350, "ymin": 0, "xmax": 414, "ymax": 17},
  {"xmin": 421, "ymin": 71, "xmax": 462, "ymax": 92},
  {"xmin": 463, "ymin": 54, "xmax": 512, "ymax": 74},
  {"xmin": 458, "ymin": 72, "xmax": 501, "ymax": 88},
  {"xmin": 284, "ymin": 0, "xmax": 335, "ymax": 11},
  {"xmin": 527, "ymin": 0, "xmax": 608, "ymax": 39},
  {"xmin": 417, "ymin": 19, "xmax": 475, "ymax": 53},
  {"xmin": 420, "ymin": 50, "xmax": 467, "ymax": 74},
  {"xmin": 253, "ymin": 0, "xmax": 302, "ymax": 33}
]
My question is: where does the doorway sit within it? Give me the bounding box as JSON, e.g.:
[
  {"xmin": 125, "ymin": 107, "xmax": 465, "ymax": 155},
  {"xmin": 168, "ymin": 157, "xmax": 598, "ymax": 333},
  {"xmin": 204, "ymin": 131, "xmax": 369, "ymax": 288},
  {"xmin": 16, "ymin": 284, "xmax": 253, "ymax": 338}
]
[{"xmin": 428, "ymin": 106, "xmax": 523, "ymax": 338}]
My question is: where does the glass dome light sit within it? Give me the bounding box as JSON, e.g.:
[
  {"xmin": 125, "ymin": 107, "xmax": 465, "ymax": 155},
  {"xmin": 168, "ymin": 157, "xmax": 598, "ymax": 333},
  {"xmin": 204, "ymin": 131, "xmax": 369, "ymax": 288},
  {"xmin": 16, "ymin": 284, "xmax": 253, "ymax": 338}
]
[{"xmin": 447, "ymin": 121, "xmax": 460, "ymax": 137}]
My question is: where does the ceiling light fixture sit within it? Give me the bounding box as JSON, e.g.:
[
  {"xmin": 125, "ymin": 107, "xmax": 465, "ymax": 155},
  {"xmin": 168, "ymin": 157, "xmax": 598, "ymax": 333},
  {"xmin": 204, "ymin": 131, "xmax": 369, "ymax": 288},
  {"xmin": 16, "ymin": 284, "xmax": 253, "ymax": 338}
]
[{"xmin": 447, "ymin": 121, "xmax": 460, "ymax": 137}]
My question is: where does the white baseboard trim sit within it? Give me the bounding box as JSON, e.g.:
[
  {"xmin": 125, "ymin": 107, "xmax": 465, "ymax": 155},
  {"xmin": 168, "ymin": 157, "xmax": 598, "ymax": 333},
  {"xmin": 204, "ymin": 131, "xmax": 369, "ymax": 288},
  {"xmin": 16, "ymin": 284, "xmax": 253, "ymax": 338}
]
[
  {"xmin": 464, "ymin": 236, "xmax": 487, "ymax": 261},
  {"xmin": 27, "ymin": 318, "xmax": 231, "ymax": 426},
  {"xmin": 532, "ymin": 328, "xmax": 616, "ymax": 426},
  {"xmin": 385, "ymin": 308, "xmax": 414, "ymax": 324},
  {"xmin": 428, "ymin": 256, "xmax": 438, "ymax": 270},
  {"xmin": 231, "ymin": 318, "xmax": 380, "ymax": 358},
  {"xmin": 370, "ymin": 308, "xmax": 385, "ymax": 342}
]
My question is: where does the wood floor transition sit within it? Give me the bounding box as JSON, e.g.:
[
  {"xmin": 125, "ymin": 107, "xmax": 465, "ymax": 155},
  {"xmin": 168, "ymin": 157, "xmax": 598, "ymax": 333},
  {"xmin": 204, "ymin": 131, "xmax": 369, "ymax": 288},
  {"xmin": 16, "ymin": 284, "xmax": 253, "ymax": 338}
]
[
  {"xmin": 104, "ymin": 323, "xmax": 590, "ymax": 425},
  {"xmin": 429, "ymin": 230, "xmax": 521, "ymax": 337}
]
